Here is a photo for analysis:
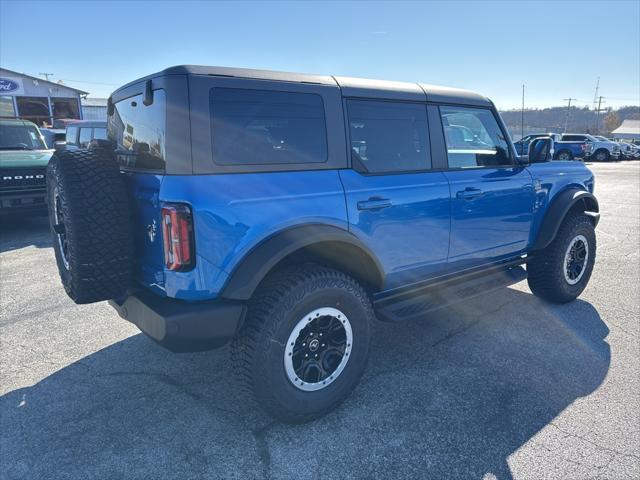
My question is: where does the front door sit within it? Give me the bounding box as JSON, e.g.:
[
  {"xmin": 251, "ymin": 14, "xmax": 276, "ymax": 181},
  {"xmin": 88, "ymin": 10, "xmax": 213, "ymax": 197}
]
[
  {"xmin": 438, "ymin": 105, "xmax": 535, "ymax": 269},
  {"xmin": 340, "ymin": 99, "xmax": 450, "ymax": 289}
]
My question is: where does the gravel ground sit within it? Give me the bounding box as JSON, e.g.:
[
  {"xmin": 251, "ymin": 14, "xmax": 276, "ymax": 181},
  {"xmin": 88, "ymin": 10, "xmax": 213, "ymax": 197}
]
[{"xmin": 1, "ymin": 161, "xmax": 638, "ymax": 480}]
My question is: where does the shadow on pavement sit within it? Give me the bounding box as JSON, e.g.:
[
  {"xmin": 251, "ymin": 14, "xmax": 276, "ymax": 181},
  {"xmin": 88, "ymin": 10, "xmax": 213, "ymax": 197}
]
[
  {"xmin": 0, "ymin": 216, "xmax": 51, "ymax": 253},
  {"xmin": 0, "ymin": 289, "xmax": 610, "ymax": 479}
]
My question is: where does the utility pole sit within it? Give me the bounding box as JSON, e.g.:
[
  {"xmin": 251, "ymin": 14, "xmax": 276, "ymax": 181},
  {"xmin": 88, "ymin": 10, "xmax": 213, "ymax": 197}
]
[
  {"xmin": 591, "ymin": 77, "xmax": 600, "ymax": 132},
  {"xmin": 595, "ymin": 96, "xmax": 606, "ymax": 134},
  {"xmin": 563, "ymin": 97, "xmax": 576, "ymax": 133},
  {"xmin": 39, "ymin": 72, "xmax": 53, "ymax": 82},
  {"xmin": 592, "ymin": 77, "xmax": 600, "ymax": 111},
  {"xmin": 521, "ymin": 84, "xmax": 525, "ymax": 141}
]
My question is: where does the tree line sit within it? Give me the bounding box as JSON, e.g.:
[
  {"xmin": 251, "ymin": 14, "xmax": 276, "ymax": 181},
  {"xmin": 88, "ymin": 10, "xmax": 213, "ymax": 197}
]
[{"xmin": 499, "ymin": 105, "xmax": 639, "ymax": 136}]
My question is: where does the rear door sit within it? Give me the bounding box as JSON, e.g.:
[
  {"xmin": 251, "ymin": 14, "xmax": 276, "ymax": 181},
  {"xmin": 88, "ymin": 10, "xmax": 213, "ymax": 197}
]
[
  {"xmin": 340, "ymin": 99, "xmax": 450, "ymax": 289},
  {"xmin": 437, "ymin": 105, "xmax": 535, "ymax": 269}
]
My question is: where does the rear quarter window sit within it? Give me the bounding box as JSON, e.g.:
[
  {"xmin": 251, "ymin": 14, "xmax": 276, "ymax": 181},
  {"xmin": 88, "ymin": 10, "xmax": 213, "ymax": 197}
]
[
  {"xmin": 210, "ymin": 88, "xmax": 327, "ymax": 166},
  {"xmin": 108, "ymin": 90, "xmax": 166, "ymax": 171}
]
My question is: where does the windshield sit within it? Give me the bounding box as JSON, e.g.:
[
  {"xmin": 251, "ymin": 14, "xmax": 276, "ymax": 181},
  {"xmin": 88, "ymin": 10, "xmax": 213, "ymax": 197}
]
[{"xmin": 0, "ymin": 123, "xmax": 48, "ymax": 150}]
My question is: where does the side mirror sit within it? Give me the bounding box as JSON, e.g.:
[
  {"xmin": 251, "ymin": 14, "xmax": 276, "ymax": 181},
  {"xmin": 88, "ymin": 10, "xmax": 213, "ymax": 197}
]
[
  {"xmin": 528, "ymin": 137, "xmax": 554, "ymax": 163},
  {"xmin": 54, "ymin": 141, "xmax": 66, "ymax": 151}
]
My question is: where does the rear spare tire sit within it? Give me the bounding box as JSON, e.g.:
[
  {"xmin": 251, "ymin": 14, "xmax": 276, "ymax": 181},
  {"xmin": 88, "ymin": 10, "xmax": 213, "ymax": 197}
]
[{"xmin": 47, "ymin": 149, "xmax": 133, "ymax": 304}]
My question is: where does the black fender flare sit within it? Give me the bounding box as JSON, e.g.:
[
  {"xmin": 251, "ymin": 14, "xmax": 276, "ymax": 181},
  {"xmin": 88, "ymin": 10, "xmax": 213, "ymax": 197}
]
[
  {"xmin": 220, "ymin": 224, "xmax": 385, "ymax": 301},
  {"xmin": 532, "ymin": 189, "xmax": 599, "ymax": 251}
]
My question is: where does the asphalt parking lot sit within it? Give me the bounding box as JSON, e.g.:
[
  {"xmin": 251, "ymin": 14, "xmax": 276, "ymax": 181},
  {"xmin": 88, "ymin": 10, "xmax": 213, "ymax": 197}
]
[{"xmin": 1, "ymin": 162, "xmax": 638, "ymax": 480}]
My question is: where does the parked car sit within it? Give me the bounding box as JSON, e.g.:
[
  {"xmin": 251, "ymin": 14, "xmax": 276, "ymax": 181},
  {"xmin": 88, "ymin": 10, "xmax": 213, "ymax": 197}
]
[
  {"xmin": 0, "ymin": 119, "xmax": 52, "ymax": 216},
  {"xmin": 513, "ymin": 133, "xmax": 592, "ymax": 160},
  {"xmin": 47, "ymin": 66, "xmax": 600, "ymax": 423},
  {"xmin": 596, "ymin": 137, "xmax": 637, "ymax": 159},
  {"xmin": 628, "ymin": 143, "xmax": 640, "ymax": 159},
  {"xmin": 64, "ymin": 120, "xmax": 107, "ymax": 151},
  {"xmin": 561, "ymin": 134, "xmax": 620, "ymax": 161}
]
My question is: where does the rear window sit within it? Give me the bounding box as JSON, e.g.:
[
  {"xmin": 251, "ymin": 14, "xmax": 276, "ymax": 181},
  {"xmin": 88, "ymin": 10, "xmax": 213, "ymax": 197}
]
[
  {"xmin": 93, "ymin": 127, "xmax": 107, "ymax": 140},
  {"xmin": 108, "ymin": 90, "xmax": 166, "ymax": 171},
  {"xmin": 210, "ymin": 88, "xmax": 327, "ymax": 166},
  {"xmin": 66, "ymin": 126, "xmax": 78, "ymax": 144}
]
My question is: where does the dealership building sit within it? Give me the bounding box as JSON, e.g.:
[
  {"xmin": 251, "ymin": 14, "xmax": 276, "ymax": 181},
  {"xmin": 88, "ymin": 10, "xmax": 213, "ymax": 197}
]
[{"xmin": 0, "ymin": 67, "xmax": 88, "ymax": 127}]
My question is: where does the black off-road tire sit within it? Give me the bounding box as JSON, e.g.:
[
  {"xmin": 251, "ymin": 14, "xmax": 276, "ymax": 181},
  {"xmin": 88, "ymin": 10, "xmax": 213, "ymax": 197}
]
[
  {"xmin": 527, "ymin": 213, "xmax": 596, "ymax": 304},
  {"xmin": 231, "ymin": 263, "xmax": 373, "ymax": 423},
  {"xmin": 46, "ymin": 149, "xmax": 133, "ymax": 304}
]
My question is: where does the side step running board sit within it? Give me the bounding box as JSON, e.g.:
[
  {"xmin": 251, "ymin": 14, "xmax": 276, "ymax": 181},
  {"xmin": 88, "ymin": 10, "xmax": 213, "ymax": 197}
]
[{"xmin": 375, "ymin": 266, "xmax": 527, "ymax": 323}]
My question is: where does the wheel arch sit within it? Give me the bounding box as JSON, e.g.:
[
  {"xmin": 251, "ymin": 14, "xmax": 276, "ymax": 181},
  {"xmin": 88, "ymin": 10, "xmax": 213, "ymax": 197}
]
[
  {"xmin": 532, "ymin": 188, "xmax": 599, "ymax": 251},
  {"xmin": 220, "ymin": 224, "xmax": 385, "ymax": 300}
]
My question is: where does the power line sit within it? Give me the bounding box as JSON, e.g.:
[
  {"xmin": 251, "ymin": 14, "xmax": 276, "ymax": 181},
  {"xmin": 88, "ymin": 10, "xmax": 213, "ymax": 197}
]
[
  {"xmin": 55, "ymin": 77, "xmax": 120, "ymax": 86},
  {"xmin": 28, "ymin": 72, "xmax": 120, "ymax": 87}
]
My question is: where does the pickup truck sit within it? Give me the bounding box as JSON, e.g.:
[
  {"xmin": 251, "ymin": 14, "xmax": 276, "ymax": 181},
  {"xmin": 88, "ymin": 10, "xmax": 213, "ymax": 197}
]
[
  {"xmin": 0, "ymin": 119, "xmax": 52, "ymax": 216},
  {"xmin": 46, "ymin": 65, "xmax": 599, "ymax": 423},
  {"xmin": 561, "ymin": 134, "xmax": 620, "ymax": 161},
  {"xmin": 513, "ymin": 133, "xmax": 592, "ymax": 160}
]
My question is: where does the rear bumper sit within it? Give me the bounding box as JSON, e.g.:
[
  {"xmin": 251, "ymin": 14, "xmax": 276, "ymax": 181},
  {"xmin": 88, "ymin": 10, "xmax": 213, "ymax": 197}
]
[{"xmin": 109, "ymin": 289, "xmax": 246, "ymax": 352}]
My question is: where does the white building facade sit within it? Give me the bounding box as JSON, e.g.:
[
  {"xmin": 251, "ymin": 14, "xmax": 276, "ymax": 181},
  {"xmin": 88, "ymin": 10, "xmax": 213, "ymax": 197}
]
[{"xmin": 0, "ymin": 67, "xmax": 88, "ymax": 127}]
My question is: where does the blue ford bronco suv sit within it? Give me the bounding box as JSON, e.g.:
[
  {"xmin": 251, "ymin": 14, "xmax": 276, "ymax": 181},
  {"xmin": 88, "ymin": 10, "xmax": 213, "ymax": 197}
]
[{"xmin": 47, "ymin": 66, "xmax": 599, "ymax": 423}]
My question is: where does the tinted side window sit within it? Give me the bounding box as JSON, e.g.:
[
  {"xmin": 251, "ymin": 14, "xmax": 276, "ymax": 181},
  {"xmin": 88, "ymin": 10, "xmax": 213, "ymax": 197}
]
[
  {"xmin": 66, "ymin": 126, "xmax": 78, "ymax": 144},
  {"xmin": 563, "ymin": 135, "xmax": 587, "ymax": 142},
  {"xmin": 347, "ymin": 100, "xmax": 431, "ymax": 173},
  {"xmin": 93, "ymin": 127, "xmax": 107, "ymax": 140},
  {"xmin": 440, "ymin": 106, "xmax": 512, "ymax": 168},
  {"xmin": 79, "ymin": 128, "xmax": 92, "ymax": 147},
  {"xmin": 108, "ymin": 90, "xmax": 166, "ymax": 171},
  {"xmin": 210, "ymin": 88, "xmax": 327, "ymax": 165}
]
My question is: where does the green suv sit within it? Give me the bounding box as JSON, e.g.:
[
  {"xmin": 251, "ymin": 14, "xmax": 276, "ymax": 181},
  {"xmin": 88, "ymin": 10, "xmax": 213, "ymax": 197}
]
[{"xmin": 0, "ymin": 119, "xmax": 53, "ymax": 216}]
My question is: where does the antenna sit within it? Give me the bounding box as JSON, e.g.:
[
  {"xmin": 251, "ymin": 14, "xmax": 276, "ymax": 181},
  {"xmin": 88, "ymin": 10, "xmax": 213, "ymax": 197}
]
[
  {"xmin": 563, "ymin": 97, "xmax": 576, "ymax": 133},
  {"xmin": 39, "ymin": 72, "xmax": 54, "ymax": 82}
]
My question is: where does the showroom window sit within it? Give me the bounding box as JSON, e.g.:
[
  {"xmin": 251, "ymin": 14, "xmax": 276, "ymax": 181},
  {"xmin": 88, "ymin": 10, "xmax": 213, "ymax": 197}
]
[
  {"xmin": 52, "ymin": 97, "xmax": 80, "ymax": 120},
  {"xmin": 0, "ymin": 96, "xmax": 16, "ymax": 117},
  {"xmin": 16, "ymin": 96, "xmax": 50, "ymax": 126}
]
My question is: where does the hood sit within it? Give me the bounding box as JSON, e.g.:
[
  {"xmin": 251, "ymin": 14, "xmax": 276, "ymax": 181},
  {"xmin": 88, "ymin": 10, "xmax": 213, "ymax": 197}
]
[{"xmin": 0, "ymin": 149, "xmax": 54, "ymax": 169}]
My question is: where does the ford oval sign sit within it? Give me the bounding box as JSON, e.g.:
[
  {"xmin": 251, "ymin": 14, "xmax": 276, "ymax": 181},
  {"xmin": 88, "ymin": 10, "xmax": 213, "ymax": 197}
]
[{"xmin": 0, "ymin": 78, "xmax": 20, "ymax": 93}]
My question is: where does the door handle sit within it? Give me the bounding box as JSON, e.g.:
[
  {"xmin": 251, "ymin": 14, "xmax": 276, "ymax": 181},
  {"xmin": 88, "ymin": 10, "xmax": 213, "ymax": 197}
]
[
  {"xmin": 357, "ymin": 197, "xmax": 392, "ymax": 211},
  {"xmin": 456, "ymin": 187, "xmax": 484, "ymax": 200}
]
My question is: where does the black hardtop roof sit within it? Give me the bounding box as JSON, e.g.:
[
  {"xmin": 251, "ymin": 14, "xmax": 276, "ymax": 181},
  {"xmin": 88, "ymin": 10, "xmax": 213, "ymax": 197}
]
[{"xmin": 114, "ymin": 65, "xmax": 492, "ymax": 106}]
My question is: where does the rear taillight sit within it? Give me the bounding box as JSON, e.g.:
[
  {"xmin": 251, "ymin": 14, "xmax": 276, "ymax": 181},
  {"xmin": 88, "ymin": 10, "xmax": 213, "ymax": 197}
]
[{"xmin": 161, "ymin": 204, "xmax": 194, "ymax": 271}]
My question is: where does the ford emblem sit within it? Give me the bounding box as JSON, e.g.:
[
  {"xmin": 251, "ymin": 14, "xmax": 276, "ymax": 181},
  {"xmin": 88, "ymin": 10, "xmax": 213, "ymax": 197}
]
[{"xmin": 0, "ymin": 78, "xmax": 19, "ymax": 93}]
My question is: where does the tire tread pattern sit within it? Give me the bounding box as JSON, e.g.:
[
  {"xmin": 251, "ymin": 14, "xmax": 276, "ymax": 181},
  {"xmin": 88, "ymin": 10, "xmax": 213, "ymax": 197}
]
[
  {"xmin": 231, "ymin": 263, "xmax": 373, "ymax": 423},
  {"xmin": 527, "ymin": 213, "xmax": 596, "ymax": 304},
  {"xmin": 46, "ymin": 149, "xmax": 133, "ymax": 304}
]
